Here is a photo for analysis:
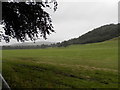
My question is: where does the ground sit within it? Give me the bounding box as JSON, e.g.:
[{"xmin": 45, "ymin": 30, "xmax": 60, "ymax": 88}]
[{"xmin": 2, "ymin": 38, "xmax": 118, "ymax": 88}]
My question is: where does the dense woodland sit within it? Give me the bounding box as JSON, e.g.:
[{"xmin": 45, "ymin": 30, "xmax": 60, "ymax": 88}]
[{"xmin": 2, "ymin": 23, "xmax": 119, "ymax": 49}]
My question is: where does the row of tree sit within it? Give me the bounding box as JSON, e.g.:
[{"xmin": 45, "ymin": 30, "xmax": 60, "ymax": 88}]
[{"xmin": 2, "ymin": 44, "xmax": 51, "ymax": 50}]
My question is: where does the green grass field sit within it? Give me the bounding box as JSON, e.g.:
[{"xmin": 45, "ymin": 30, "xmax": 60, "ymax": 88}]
[{"xmin": 2, "ymin": 38, "xmax": 118, "ymax": 88}]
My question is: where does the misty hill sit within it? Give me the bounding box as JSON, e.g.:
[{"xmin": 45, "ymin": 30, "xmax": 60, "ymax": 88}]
[
  {"xmin": 59, "ymin": 24, "xmax": 119, "ymax": 47},
  {"xmin": 12, "ymin": 41, "xmax": 55, "ymax": 46},
  {"xmin": 2, "ymin": 41, "xmax": 55, "ymax": 50}
]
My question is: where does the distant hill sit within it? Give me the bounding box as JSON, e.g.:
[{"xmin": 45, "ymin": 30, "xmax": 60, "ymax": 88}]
[
  {"xmin": 58, "ymin": 24, "xmax": 119, "ymax": 47},
  {"xmin": 12, "ymin": 41, "xmax": 54, "ymax": 46},
  {"xmin": 2, "ymin": 41, "xmax": 55, "ymax": 50}
]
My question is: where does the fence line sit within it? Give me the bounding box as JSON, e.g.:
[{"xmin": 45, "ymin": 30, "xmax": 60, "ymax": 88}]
[{"xmin": 0, "ymin": 74, "xmax": 11, "ymax": 90}]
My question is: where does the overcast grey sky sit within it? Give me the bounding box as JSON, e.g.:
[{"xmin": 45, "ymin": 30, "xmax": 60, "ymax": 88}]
[{"xmin": 0, "ymin": 0, "xmax": 118, "ymax": 45}]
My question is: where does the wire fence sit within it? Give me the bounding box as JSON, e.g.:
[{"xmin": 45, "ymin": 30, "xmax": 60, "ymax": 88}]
[{"xmin": 0, "ymin": 74, "xmax": 11, "ymax": 90}]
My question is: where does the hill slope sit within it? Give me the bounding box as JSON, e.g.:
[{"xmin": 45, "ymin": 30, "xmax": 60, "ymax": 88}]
[{"xmin": 59, "ymin": 24, "xmax": 119, "ymax": 47}]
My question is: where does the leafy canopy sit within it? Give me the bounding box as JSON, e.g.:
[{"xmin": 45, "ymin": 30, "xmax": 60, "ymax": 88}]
[{"xmin": 1, "ymin": 0, "xmax": 57, "ymax": 42}]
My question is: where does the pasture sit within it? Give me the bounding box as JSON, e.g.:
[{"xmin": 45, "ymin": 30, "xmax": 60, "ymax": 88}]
[{"xmin": 2, "ymin": 38, "xmax": 118, "ymax": 88}]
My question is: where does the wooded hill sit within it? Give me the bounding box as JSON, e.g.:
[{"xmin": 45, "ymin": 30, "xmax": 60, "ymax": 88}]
[{"xmin": 57, "ymin": 24, "xmax": 119, "ymax": 47}]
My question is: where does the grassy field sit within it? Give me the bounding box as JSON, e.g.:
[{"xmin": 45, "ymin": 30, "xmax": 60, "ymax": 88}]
[{"xmin": 2, "ymin": 38, "xmax": 118, "ymax": 88}]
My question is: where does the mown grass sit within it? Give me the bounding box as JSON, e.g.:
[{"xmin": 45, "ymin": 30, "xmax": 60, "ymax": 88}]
[{"xmin": 2, "ymin": 38, "xmax": 118, "ymax": 88}]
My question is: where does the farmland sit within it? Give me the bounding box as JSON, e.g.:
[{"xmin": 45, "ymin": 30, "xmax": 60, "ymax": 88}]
[{"xmin": 2, "ymin": 38, "xmax": 118, "ymax": 88}]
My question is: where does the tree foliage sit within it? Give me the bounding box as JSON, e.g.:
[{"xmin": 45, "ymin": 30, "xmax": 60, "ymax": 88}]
[{"xmin": 1, "ymin": 0, "xmax": 57, "ymax": 42}]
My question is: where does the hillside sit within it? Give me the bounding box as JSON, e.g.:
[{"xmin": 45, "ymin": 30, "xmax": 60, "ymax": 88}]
[{"xmin": 59, "ymin": 24, "xmax": 119, "ymax": 47}]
